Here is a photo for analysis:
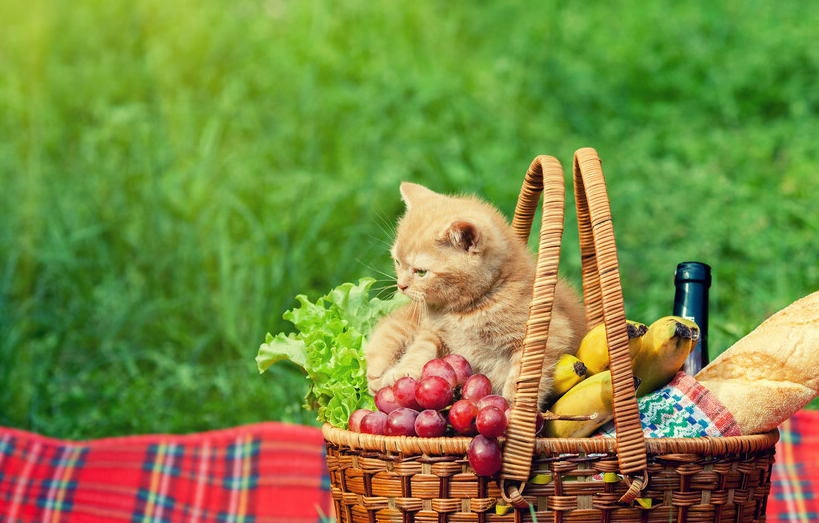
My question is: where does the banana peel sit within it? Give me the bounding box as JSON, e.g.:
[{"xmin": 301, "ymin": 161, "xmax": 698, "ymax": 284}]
[
  {"xmin": 631, "ymin": 316, "xmax": 696, "ymax": 397},
  {"xmin": 543, "ymin": 370, "xmax": 614, "ymax": 438},
  {"xmin": 575, "ymin": 320, "xmax": 647, "ymax": 375},
  {"xmin": 550, "ymin": 354, "xmax": 588, "ymax": 400}
]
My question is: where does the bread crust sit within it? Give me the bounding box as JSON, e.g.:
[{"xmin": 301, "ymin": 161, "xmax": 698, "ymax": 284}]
[{"xmin": 695, "ymin": 290, "xmax": 819, "ymax": 434}]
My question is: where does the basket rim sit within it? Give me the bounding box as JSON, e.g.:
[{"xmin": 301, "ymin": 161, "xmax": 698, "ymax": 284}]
[{"xmin": 322, "ymin": 423, "xmax": 779, "ymax": 458}]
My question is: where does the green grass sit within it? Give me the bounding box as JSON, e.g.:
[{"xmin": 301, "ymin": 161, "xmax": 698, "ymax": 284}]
[{"xmin": 2, "ymin": 0, "xmax": 818, "ymax": 439}]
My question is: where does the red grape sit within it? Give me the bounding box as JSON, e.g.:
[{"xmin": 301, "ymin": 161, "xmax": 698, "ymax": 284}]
[
  {"xmin": 360, "ymin": 411, "xmax": 388, "ymax": 435},
  {"xmin": 421, "ymin": 359, "xmax": 458, "ymax": 388},
  {"xmin": 414, "ymin": 409, "xmax": 447, "ymax": 438},
  {"xmin": 415, "ymin": 376, "xmax": 454, "ymax": 410},
  {"xmin": 461, "ymin": 374, "xmax": 492, "ymax": 402},
  {"xmin": 449, "ymin": 399, "xmax": 479, "ymax": 436},
  {"xmin": 442, "ymin": 354, "xmax": 473, "ymax": 385},
  {"xmin": 476, "ymin": 406, "xmax": 507, "ymax": 438},
  {"xmin": 348, "ymin": 408, "xmax": 372, "ymax": 432},
  {"xmin": 393, "ymin": 377, "xmax": 422, "ymax": 410},
  {"xmin": 375, "ymin": 386, "xmax": 402, "ymax": 414},
  {"xmin": 385, "ymin": 408, "xmax": 420, "ymax": 437},
  {"xmin": 477, "ymin": 394, "xmax": 508, "ymax": 412},
  {"xmin": 468, "ymin": 435, "xmax": 503, "ymax": 476}
]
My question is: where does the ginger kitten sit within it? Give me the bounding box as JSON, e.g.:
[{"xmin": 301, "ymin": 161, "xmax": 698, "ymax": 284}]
[{"xmin": 365, "ymin": 182, "xmax": 586, "ymax": 406}]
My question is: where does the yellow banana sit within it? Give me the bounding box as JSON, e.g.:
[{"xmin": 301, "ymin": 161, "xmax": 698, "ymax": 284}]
[
  {"xmin": 631, "ymin": 316, "xmax": 696, "ymax": 397},
  {"xmin": 551, "ymin": 354, "xmax": 588, "ymax": 398},
  {"xmin": 574, "ymin": 323, "xmax": 608, "ymax": 375},
  {"xmin": 542, "ymin": 370, "xmax": 613, "ymax": 438},
  {"xmin": 574, "ymin": 320, "xmax": 647, "ymax": 375}
]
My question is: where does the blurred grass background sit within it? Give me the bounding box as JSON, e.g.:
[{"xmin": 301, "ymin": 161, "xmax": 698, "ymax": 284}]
[{"xmin": 1, "ymin": 0, "xmax": 818, "ymax": 439}]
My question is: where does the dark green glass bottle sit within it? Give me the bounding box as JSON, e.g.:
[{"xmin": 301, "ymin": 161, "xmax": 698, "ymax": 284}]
[{"xmin": 673, "ymin": 262, "xmax": 711, "ymax": 375}]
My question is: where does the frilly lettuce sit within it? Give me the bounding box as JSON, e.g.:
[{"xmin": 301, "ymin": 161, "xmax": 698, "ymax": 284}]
[{"xmin": 256, "ymin": 278, "xmax": 407, "ymax": 427}]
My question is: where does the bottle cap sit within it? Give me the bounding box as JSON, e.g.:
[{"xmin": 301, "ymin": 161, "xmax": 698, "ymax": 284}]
[{"xmin": 675, "ymin": 261, "xmax": 711, "ymax": 287}]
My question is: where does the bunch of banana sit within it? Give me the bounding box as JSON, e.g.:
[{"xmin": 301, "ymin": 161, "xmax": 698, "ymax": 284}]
[
  {"xmin": 631, "ymin": 317, "xmax": 698, "ymax": 397},
  {"xmin": 543, "ymin": 316, "xmax": 698, "ymax": 438}
]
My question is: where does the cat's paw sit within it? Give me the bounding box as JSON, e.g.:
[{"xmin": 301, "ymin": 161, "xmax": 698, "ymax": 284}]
[
  {"xmin": 377, "ymin": 368, "xmax": 403, "ymax": 390},
  {"xmin": 501, "ymin": 377, "xmax": 518, "ymax": 404},
  {"xmin": 367, "ymin": 368, "xmax": 407, "ymax": 394},
  {"xmin": 367, "ymin": 374, "xmax": 385, "ymax": 395}
]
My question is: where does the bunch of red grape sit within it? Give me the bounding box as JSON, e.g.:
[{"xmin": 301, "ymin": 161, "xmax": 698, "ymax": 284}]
[{"xmin": 348, "ymin": 355, "xmax": 544, "ymax": 476}]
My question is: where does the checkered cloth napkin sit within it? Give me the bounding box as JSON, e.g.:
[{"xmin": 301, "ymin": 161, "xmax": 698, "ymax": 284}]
[
  {"xmin": 597, "ymin": 371, "xmax": 742, "ymax": 438},
  {"xmin": 0, "ymin": 422, "xmax": 332, "ymax": 523}
]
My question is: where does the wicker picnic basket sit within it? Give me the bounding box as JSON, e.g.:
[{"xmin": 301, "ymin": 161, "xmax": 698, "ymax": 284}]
[{"xmin": 322, "ymin": 148, "xmax": 779, "ymax": 523}]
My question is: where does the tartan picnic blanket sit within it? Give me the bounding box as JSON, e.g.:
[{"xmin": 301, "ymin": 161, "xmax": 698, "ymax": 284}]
[
  {"xmin": 1, "ymin": 411, "xmax": 818, "ymax": 522},
  {"xmin": 768, "ymin": 408, "xmax": 819, "ymax": 522},
  {"xmin": 0, "ymin": 422, "xmax": 332, "ymax": 523}
]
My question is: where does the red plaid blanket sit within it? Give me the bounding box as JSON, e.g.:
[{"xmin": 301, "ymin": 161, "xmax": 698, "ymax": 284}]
[
  {"xmin": 0, "ymin": 422, "xmax": 332, "ymax": 523},
  {"xmin": 2, "ymin": 411, "xmax": 818, "ymax": 522},
  {"xmin": 768, "ymin": 409, "xmax": 819, "ymax": 522}
]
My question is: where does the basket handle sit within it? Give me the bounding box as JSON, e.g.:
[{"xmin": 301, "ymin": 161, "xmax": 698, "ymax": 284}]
[
  {"xmin": 502, "ymin": 155, "xmax": 567, "ymax": 481},
  {"xmin": 500, "ymin": 150, "xmax": 647, "ymax": 505},
  {"xmin": 573, "ymin": 148, "xmax": 646, "ymax": 478}
]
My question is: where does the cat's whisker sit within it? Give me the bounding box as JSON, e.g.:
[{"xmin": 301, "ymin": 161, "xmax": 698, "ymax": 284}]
[
  {"xmin": 414, "ymin": 299, "xmax": 426, "ymax": 326},
  {"xmin": 404, "ymin": 296, "xmax": 418, "ymax": 325},
  {"xmin": 412, "ymin": 294, "xmax": 430, "ymax": 323},
  {"xmin": 364, "ymin": 278, "xmax": 394, "ymax": 291},
  {"xmin": 355, "ymin": 259, "xmax": 396, "ymax": 281},
  {"xmin": 365, "ymin": 276, "xmax": 393, "ymax": 284},
  {"xmin": 365, "ymin": 234, "xmax": 394, "ymax": 250},
  {"xmin": 373, "ymin": 211, "xmax": 398, "ymax": 239},
  {"xmin": 367, "ymin": 218, "xmax": 396, "ymax": 252},
  {"xmin": 372, "ymin": 285, "xmax": 400, "ymax": 300}
]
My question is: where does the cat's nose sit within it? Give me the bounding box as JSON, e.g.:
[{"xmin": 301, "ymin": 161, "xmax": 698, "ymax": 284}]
[{"xmin": 398, "ymin": 283, "xmax": 408, "ymax": 291}]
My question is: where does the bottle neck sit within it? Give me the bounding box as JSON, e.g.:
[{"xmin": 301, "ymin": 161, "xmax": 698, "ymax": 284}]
[{"xmin": 674, "ymin": 280, "xmax": 709, "ymax": 373}]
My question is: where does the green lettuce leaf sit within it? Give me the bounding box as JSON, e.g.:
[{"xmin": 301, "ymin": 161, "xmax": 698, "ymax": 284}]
[
  {"xmin": 256, "ymin": 278, "xmax": 407, "ymax": 428},
  {"xmin": 256, "ymin": 333, "xmax": 307, "ymax": 372}
]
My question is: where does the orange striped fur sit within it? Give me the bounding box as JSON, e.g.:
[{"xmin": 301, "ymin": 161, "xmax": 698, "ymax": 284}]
[{"xmin": 365, "ymin": 183, "xmax": 585, "ymax": 406}]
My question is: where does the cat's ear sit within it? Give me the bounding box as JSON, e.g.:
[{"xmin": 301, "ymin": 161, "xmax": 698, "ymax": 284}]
[
  {"xmin": 400, "ymin": 182, "xmax": 438, "ymax": 210},
  {"xmin": 443, "ymin": 220, "xmax": 482, "ymax": 254}
]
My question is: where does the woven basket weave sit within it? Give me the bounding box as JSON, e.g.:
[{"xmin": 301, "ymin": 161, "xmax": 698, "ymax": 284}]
[{"xmin": 323, "ymin": 149, "xmax": 778, "ymax": 523}]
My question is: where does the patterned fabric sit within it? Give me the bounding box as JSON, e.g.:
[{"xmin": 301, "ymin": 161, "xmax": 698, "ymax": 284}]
[
  {"xmin": 769, "ymin": 409, "xmax": 819, "ymax": 522},
  {"xmin": 0, "ymin": 422, "xmax": 332, "ymax": 523},
  {"xmin": 2, "ymin": 413, "xmax": 818, "ymax": 522},
  {"xmin": 597, "ymin": 371, "xmax": 741, "ymax": 438}
]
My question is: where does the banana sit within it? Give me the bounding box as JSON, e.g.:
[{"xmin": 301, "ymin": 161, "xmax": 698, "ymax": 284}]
[
  {"xmin": 574, "ymin": 320, "xmax": 648, "ymax": 375},
  {"xmin": 631, "ymin": 316, "xmax": 696, "ymax": 397},
  {"xmin": 551, "ymin": 354, "xmax": 588, "ymax": 398},
  {"xmin": 574, "ymin": 323, "xmax": 608, "ymax": 375},
  {"xmin": 542, "ymin": 370, "xmax": 614, "ymax": 438}
]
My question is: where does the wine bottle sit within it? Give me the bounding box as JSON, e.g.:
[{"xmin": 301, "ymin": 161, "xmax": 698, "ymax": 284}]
[{"xmin": 673, "ymin": 261, "xmax": 711, "ymax": 375}]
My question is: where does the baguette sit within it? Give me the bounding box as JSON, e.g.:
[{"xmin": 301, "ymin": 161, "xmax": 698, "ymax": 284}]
[{"xmin": 695, "ymin": 290, "xmax": 819, "ymax": 434}]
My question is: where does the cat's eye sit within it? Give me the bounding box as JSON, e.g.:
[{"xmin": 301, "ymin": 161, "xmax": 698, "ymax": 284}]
[{"xmin": 414, "ymin": 269, "xmax": 427, "ymax": 277}]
